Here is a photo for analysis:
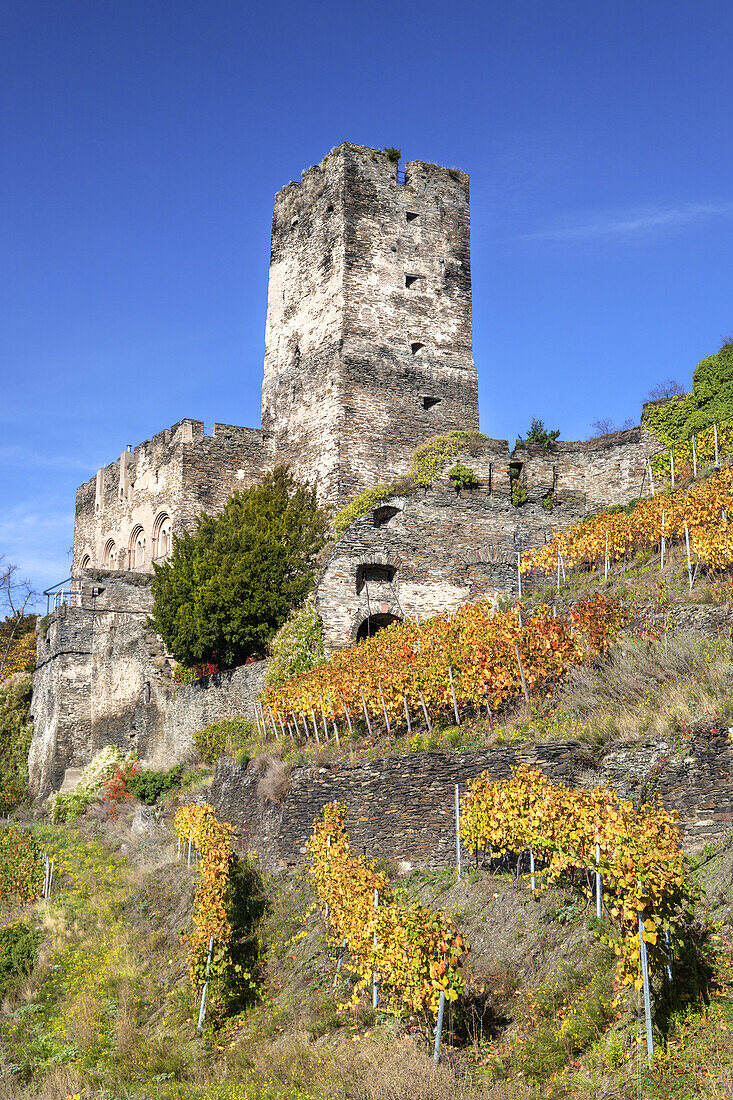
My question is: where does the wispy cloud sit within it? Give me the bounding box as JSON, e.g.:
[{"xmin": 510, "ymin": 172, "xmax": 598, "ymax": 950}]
[{"xmin": 522, "ymin": 200, "xmax": 733, "ymax": 242}]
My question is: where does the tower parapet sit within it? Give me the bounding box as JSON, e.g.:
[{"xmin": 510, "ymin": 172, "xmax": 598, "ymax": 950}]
[{"xmin": 262, "ymin": 143, "xmax": 479, "ymax": 505}]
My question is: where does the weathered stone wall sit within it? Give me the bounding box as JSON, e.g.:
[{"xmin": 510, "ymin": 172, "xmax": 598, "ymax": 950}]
[
  {"xmin": 314, "ymin": 429, "xmax": 660, "ymax": 650},
  {"xmin": 29, "ymin": 574, "xmax": 268, "ymax": 797},
  {"xmin": 261, "ymin": 143, "xmax": 479, "ymax": 506},
  {"xmin": 209, "ymin": 728, "xmax": 733, "ymax": 873},
  {"xmin": 73, "ymin": 420, "xmax": 268, "ymax": 574}
]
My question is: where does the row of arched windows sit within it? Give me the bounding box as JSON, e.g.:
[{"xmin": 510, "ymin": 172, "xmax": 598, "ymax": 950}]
[{"xmin": 96, "ymin": 512, "xmax": 172, "ymax": 571}]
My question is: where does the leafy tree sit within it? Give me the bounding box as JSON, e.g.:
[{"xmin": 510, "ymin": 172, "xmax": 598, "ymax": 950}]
[
  {"xmin": 150, "ymin": 467, "xmax": 327, "ymax": 669},
  {"xmin": 517, "ymin": 418, "xmax": 560, "ymax": 452}
]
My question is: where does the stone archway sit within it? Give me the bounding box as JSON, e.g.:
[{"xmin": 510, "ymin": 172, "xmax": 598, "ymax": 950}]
[{"xmin": 355, "ymin": 612, "xmax": 402, "ymax": 643}]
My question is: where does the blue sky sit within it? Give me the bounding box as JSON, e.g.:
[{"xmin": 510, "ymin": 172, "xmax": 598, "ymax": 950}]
[{"xmin": 3, "ymin": 0, "xmax": 733, "ymax": 599}]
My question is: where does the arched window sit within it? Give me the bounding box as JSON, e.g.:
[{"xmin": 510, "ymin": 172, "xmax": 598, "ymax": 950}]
[
  {"xmin": 153, "ymin": 512, "xmax": 172, "ymax": 560},
  {"xmin": 103, "ymin": 540, "xmax": 117, "ymax": 568},
  {"xmin": 80, "ymin": 554, "xmax": 91, "ymax": 571},
  {"xmin": 129, "ymin": 526, "xmax": 146, "ymax": 570}
]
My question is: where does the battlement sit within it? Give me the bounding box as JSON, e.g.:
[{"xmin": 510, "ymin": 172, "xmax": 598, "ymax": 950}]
[{"xmin": 73, "ymin": 419, "xmax": 267, "ymax": 575}]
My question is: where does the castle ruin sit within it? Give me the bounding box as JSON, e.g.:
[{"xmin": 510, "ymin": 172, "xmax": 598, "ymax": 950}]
[{"xmin": 31, "ymin": 143, "xmax": 659, "ymax": 796}]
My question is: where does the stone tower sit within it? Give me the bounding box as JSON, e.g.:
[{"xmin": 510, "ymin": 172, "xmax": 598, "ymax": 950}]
[{"xmin": 261, "ymin": 143, "xmax": 479, "ymax": 505}]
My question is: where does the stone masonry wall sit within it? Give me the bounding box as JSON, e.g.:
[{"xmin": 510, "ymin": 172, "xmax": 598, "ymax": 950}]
[
  {"xmin": 209, "ymin": 728, "xmax": 733, "ymax": 874},
  {"xmin": 73, "ymin": 419, "xmax": 268, "ymax": 574},
  {"xmin": 29, "ymin": 574, "xmax": 268, "ymax": 797},
  {"xmin": 261, "ymin": 143, "xmax": 479, "ymax": 507},
  {"xmin": 314, "ymin": 430, "xmax": 660, "ymax": 650}
]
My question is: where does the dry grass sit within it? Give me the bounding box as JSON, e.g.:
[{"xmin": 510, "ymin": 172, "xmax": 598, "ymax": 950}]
[
  {"xmin": 257, "ymin": 756, "xmax": 292, "ymax": 803},
  {"xmin": 552, "ymin": 631, "xmax": 733, "ymax": 745}
]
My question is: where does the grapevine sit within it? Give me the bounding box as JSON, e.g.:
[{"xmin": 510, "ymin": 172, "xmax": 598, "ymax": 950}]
[
  {"xmin": 261, "ymin": 593, "xmax": 628, "ymax": 738},
  {"xmin": 521, "ymin": 466, "xmax": 733, "ymax": 579},
  {"xmin": 308, "ymin": 801, "xmax": 467, "ymax": 1019},
  {"xmin": 459, "ymin": 766, "xmax": 699, "ymax": 987},
  {"xmin": 173, "ymin": 803, "xmax": 235, "ymax": 1016}
]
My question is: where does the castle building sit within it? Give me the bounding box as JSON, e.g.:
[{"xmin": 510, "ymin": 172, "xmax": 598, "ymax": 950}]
[
  {"xmin": 72, "ymin": 144, "xmax": 479, "ymax": 574},
  {"xmin": 32, "ymin": 143, "xmax": 659, "ymax": 797}
]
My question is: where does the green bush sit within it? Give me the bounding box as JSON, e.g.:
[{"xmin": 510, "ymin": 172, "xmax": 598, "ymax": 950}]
[
  {"xmin": 266, "ymin": 598, "xmax": 324, "ymax": 688},
  {"xmin": 542, "ymin": 493, "xmax": 554, "ymax": 511},
  {"xmin": 51, "ymin": 744, "xmax": 127, "ymax": 823},
  {"xmin": 0, "ymin": 825, "xmax": 44, "ymax": 904},
  {"xmin": 643, "ymin": 338, "xmax": 733, "ymax": 443},
  {"xmin": 193, "ymin": 717, "xmax": 257, "ymax": 765},
  {"xmin": 0, "ymin": 673, "xmax": 33, "ymax": 811},
  {"xmin": 127, "ymin": 764, "xmax": 185, "ymax": 805},
  {"xmin": 517, "ymin": 417, "xmax": 561, "ymax": 452},
  {"xmin": 151, "ymin": 467, "xmax": 327, "ymax": 669},
  {"xmin": 333, "ymin": 484, "xmax": 394, "ymax": 541},
  {"xmin": 0, "ymin": 921, "xmax": 42, "ymax": 996},
  {"xmin": 447, "ymin": 461, "xmax": 479, "ymax": 490},
  {"xmin": 384, "ymin": 147, "xmax": 401, "ymax": 163}
]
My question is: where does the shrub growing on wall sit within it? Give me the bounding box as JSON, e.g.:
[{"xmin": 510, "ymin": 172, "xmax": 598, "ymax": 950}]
[
  {"xmin": 265, "ymin": 597, "xmax": 324, "ymax": 688},
  {"xmin": 150, "ymin": 467, "xmax": 328, "ymax": 669},
  {"xmin": 193, "ymin": 717, "xmax": 256, "ymax": 764},
  {"xmin": 643, "ymin": 338, "xmax": 733, "ymax": 444}
]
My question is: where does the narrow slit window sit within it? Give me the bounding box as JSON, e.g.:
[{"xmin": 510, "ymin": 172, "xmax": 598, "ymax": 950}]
[
  {"xmin": 405, "ymin": 274, "xmax": 420, "ymax": 289},
  {"xmin": 406, "ymin": 211, "xmax": 419, "ymax": 223},
  {"xmin": 422, "ymin": 396, "xmax": 441, "ymax": 410}
]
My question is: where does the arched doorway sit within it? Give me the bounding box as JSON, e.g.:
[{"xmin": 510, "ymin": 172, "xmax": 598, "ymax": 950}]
[{"xmin": 356, "ymin": 613, "xmax": 402, "ymax": 643}]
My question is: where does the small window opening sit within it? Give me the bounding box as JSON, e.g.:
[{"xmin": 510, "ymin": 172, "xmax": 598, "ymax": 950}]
[
  {"xmin": 509, "ymin": 462, "xmax": 523, "ymax": 481},
  {"xmin": 422, "ymin": 396, "xmax": 441, "ymax": 410},
  {"xmin": 326, "ymin": 203, "xmax": 334, "ymax": 213},
  {"xmin": 411, "ymin": 342, "xmax": 425, "ymax": 355},
  {"xmin": 406, "ymin": 211, "xmax": 419, "ymax": 223},
  {"xmin": 356, "ymin": 563, "xmax": 396, "ymax": 595},
  {"xmin": 373, "ymin": 505, "xmax": 400, "ymax": 528},
  {"xmin": 405, "ymin": 274, "xmax": 420, "ymax": 289}
]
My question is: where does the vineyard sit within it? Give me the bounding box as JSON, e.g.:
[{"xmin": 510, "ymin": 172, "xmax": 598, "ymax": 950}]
[
  {"xmin": 308, "ymin": 801, "xmax": 467, "ymax": 1020},
  {"xmin": 173, "ymin": 803, "xmax": 235, "ymax": 1018},
  {"xmin": 259, "ymin": 593, "xmax": 628, "ymax": 742},
  {"xmin": 459, "ymin": 766, "xmax": 698, "ymax": 987},
  {"xmin": 522, "ymin": 464, "xmax": 733, "ymax": 579}
]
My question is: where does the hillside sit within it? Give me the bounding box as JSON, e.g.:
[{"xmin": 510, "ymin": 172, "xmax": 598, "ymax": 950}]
[{"xmin": 4, "ymin": 470, "xmax": 733, "ymax": 1098}]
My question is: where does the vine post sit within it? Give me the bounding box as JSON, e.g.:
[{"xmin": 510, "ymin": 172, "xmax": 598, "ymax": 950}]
[
  {"xmin": 637, "ymin": 880, "xmax": 654, "ymax": 1067},
  {"xmin": 455, "ymin": 784, "xmax": 461, "ymax": 882},
  {"xmin": 595, "ymin": 842, "xmax": 602, "ymax": 919},
  {"xmin": 433, "ymin": 990, "xmax": 446, "ymax": 1064},
  {"xmin": 197, "ymin": 935, "xmax": 214, "ymax": 1030}
]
